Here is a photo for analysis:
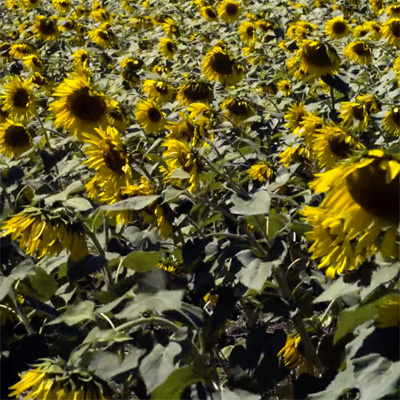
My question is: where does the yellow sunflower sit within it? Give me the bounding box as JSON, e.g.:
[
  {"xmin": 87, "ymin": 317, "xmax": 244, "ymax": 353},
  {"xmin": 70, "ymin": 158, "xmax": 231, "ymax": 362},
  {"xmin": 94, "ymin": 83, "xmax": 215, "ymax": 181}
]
[
  {"xmin": 339, "ymin": 102, "xmax": 370, "ymax": 131},
  {"xmin": 221, "ymin": 97, "xmax": 255, "ymax": 124},
  {"xmin": 248, "ymin": 162, "xmax": 274, "ymax": 182},
  {"xmin": 356, "ymin": 93, "xmax": 381, "ymax": 113},
  {"xmin": 1, "ymin": 209, "xmax": 88, "ymax": 261},
  {"xmin": 166, "ymin": 117, "xmax": 196, "ymax": 142},
  {"xmin": 1, "ymin": 76, "xmax": 36, "ymax": 123},
  {"xmin": 381, "ymin": 18, "xmax": 400, "ymax": 47},
  {"xmin": 33, "ymin": 16, "xmax": 59, "ymax": 41},
  {"xmin": 217, "ymin": 0, "xmax": 242, "ymax": 23},
  {"xmin": 302, "ymin": 150, "xmax": 400, "ymax": 278},
  {"xmin": 142, "ymin": 79, "xmax": 175, "ymax": 104},
  {"xmin": 353, "ymin": 23, "xmax": 373, "ymax": 39},
  {"xmin": 238, "ymin": 21, "xmax": 257, "ymax": 45},
  {"xmin": 284, "ymin": 102, "xmax": 308, "ymax": 130},
  {"xmin": 108, "ymin": 100, "xmax": 129, "ymax": 132},
  {"xmin": 325, "ymin": 17, "xmax": 351, "ymax": 39},
  {"xmin": 73, "ymin": 49, "xmax": 90, "ymax": 69},
  {"xmin": 121, "ymin": 57, "xmax": 143, "ymax": 71},
  {"xmin": 29, "ymin": 72, "xmax": 51, "ymax": 89},
  {"xmin": 279, "ymin": 144, "xmax": 312, "ymax": 167},
  {"xmin": 159, "ymin": 38, "xmax": 177, "ymax": 60},
  {"xmin": 202, "ymin": 46, "xmax": 245, "ymax": 86},
  {"xmin": 9, "ymin": 43, "xmax": 36, "ymax": 60},
  {"xmin": 160, "ymin": 17, "xmax": 180, "ymax": 38},
  {"xmin": 22, "ymin": 55, "xmax": 44, "ymax": 72},
  {"xmin": 49, "ymin": 74, "xmax": 109, "ymax": 140},
  {"xmin": 369, "ymin": 0, "xmax": 385, "ymax": 14},
  {"xmin": 278, "ymin": 333, "xmax": 303, "ymax": 368},
  {"xmin": 200, "ymin": 6, "xmax": 218, "ymax": 21},
  {"xmin": 52, "ymin": 0, "xmax": 71, "ymax": 13},
  {"xmin": 135, "ymin": 99, "xmax": 165, "ymax": 133},
  {"xmin": 344, "ymin": 41, "xmax": 373, "ymax": 65},
  {"xmin": 0, "ymin": 119, "xmax": 32, "ymax": 158},
  {"xmin": 286, "ymin": 21, "xmax": 317, "ymax": 42},
  {"xmin": 387, "ymin": 4, "xmax": 400, "ymax": 17},
  {"xmin": 21, "ymin": 0, "xmax": 41, "ymax": 9},
  {"xmin": 176, "ymin": 81, "xmax": 214, "ymax": 106},
  {"xmin": 382, "ymin": 107, "xmax": 400, "ymax": 136},
  {"xmin": 88, "ymin": 25, "xmax": 117, "ymax": 48},
  {"xmin": 365, "ymin": 20, "xmax": 382, "ymax": 40},
  {"xmin": 277, "ymin": 79, "xmax": 292, "ymax": 96}
]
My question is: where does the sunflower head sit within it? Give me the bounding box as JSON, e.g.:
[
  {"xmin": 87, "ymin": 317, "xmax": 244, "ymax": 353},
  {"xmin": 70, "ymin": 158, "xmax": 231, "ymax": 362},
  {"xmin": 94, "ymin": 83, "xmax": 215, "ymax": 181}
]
[
  {"xmin": 217, "ymin": 0, "xmax": 242, "ymax": 23},
  {"xmin": 278, "ymin": 333, "xmax": 303, "ymax": 368},
  {"xmin": 142, "ymin": 79, "xmax": 175, "ymax": 104},
  {"xmin": 339, "ymin": 102, "xmax": 370, "ymax": 131},
  {"xmin": 33, "ymin": 16, "xmax": 59, "ymax": 41},
  {"xmin": 382, "ymin": 107, "xmax": 400, "ymax": 136},
  {"xmin": 22, "ymin": 55, "xmax": 44, "ymax": 71},
  {"xmin": 135, "ymin": 99, "xmax": 165, "ymax": 133},
  {"xmin": 325, "ymin": 17, "xmax": 351, "ymax": 39},
  {"xmin": 177, "ymin": 81, "xmax": 214, "ymax": 105},
  {"xmin": 159, "ymin": 38, "xmax": 176, "ymax": 60},
  {"xmin": 0, "ymin": 119, "xmax": 32, "ymax": 158},
  {"xmin": 221, "ymin": 97, "xmax": 255, "ymax": 124},
  {"xmin": 238, "ymin": 21, "xmax": 257, "ymax": 45},
  {"xmin": 200, "ymin": 6, "xmax": 218, "ymax": 21},
  {"xmin": 248, "ymin": 162, "xmax": 273, "ymax": 182},
  {"xmin": 344, "ymin": 41, "xmax": 373, "ymax": 65},
  {"xmin": 382, "ymin": 18, "xmax": 400, "ymax": 48}
]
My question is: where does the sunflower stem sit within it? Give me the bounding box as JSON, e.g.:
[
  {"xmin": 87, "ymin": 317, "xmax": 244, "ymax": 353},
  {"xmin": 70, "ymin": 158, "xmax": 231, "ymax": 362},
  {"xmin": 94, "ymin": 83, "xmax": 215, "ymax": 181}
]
[
  {"xmin": 330, "ymin": 85, "xmax": 335, "ymax": 114},
  {"xmin": 35, "ymin": 108, "xmax": 53, "ymax": 151},
  {"xmin": 9, "ymin": 288, "xmax": 35, "ymax": 335},
  {"xmin": 0, "ymin": 179, "xmax": 13, "ymax": 209},
  {"xmin": 115, "ymin": 316, "xmax": 180, "ymax": 333}
]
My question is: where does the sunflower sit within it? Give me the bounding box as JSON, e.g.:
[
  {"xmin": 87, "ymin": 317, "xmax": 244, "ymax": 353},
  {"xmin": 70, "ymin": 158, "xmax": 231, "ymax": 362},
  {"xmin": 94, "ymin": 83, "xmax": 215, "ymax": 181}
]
[
  {"xmin": 200, "ymin": 6, "xmax": 218, "ymax": 21},
  {"xmin": 21, "ymin": 0, "xmax": 41, "ymax": 9},
  {"xmin": 356, "ymin": 93, "xmax": 381, "ymax": 113},
  {"xmin": 302, "ymin": 150, "xmax": 400, "ymax": 278},
  {"xmin": 142, "ymin": 79, "xmax": 175, "ymax": 104},
  {"xmin": 166, "ymin": 118, "xmax": 196, "ymax": 142},
  {"xmin": 376, "ymin": 295, "xmax": 400, "ymax": 328},
  {"xmin": 52, "ymin": 0, "xmax": 71, "ymax": 13},
  {"xmin": 217, "ymin": 0, "xmax": 242, "ymax": 23},
  {"xmin": 187, "ymin": 102, "xmax": 214, "ymax": 132},
  {"xmin": 176, "ymin": 81, "xmax": 214, "ymax": 106},
  {"xmin": 73, "ymin": 49, "xmax": 90, "ymax": 69},
  {"xmin": 0, "ymin": 100, "xmax": 9, "ymax": 123},
  {"xmin": 238, "ymin": 21, "xmax": 257, "ymax": 45},
  {"xmin": 325, "ymin": 17, "xmax": 351, "ymax": 39},
  {"xmin": 160, "ymin": 17, "xmax": 180, "ymax": 38},
  {"xmin": 344, "ymin": 41, "xmax": 373, "ymax": 65},
  {"xmin": 33, "ymin": 16, "xmax": 59, "ymax": 41},
  {"xmin": 159, "ymin": 38, "xmax": 177, "ymax": 60},
  {"xmin": 387, "ymin": 4, "xmax": 400, "ymax": 17},
  {"xmin": 142, "ymin": 203, "xmax": 173, "ymax": 239},
  {"xmin": 22, "ymin": 55, "xmax": 44, "ymax": 71},
  {"xmin": 29, "ymin": 72, "xmax": 50, "ymax": 89},
  {"xmin": 108, "ymin": 100, "xmax": 129, "ymax": 132},
  {"xmin": 382, "ymin": 107, "xmax": 400, "ymax": 136},
  {"xmin": 0, "ymin": 119, "xmax": 32, "ymax": 158},
  {"xmin": 1, "ymin": 209, "xmax": 88, "ymax": 261},
  {"xmin": 221, "ymin": 97, "xmax": 255, "ymax": 124},
  {"xmin": 248, "ymin": 162, "xmax": 274, "ymax": 182},
  {"xmin": 286, "ymin": 21, "xmax": 317, "ymax": 41},
  {"xmin": 311, "ymin": 125, "xmax": 364, "ymax": 169},
  {"xmin": 91, "ymin": 8, "xmax": 112, "ymax": 23},
  {"xmin": 278, "ymin": 333, "xmax": 303, "ymax": 368},
  {"xmin": 279, "ymin": 144, "xmax": 312, "ymax": 167},
  {"xmin": 1, "ymin": 76, "xmax": 36, "ymax": 123},
  {"xmin": 59, "ymin": 18, "xmax": 76, "ymax": 32},
  {"xmin": 277, "ymin": 79, "xmax": 292, "ymax": 96},
  {"xmin": 121, "ymin": 57, "xmax": 143, "ymax": 71},
  {"xmin": 365, "ymin": 20, "xmax": 382, "ymax": 40},
  {"xmin": 369, "ymin": 0, "xmax": 384, "ymax": 14},
  {"xmin": 9, "ymin": 358, "xmax": 111, "ymax": 400},
  {"xmin": 88, "ymin": 25, "xmax": 117, "ymax": 48},
  {"xmin": 49, "ymin": 74, "xmax": 109, "ymax": 140},
  {"xmin": 284, "ymin": 102, "xmax": 308, "ymax": 130},
  {"xmin": 339, "ymin": 102, "xmax": 370, "ymax": 131},
  {"xmin": 202, "ymin": 46, "xmax": 245, "ymax": 86},
  {"xmin": 353, "ymin": 23, "xmax": 373, "ymax": 39},
  {"xmin": 381, "ymin": 18, "xmax": 400, "ymax": 47},
  {"xmin": 135, "ymin": 99, "xmax": 165, "ymax": 133},
  {"xmin": 9, "ymin": 43, "xmax": 36, "ymax": 59}
]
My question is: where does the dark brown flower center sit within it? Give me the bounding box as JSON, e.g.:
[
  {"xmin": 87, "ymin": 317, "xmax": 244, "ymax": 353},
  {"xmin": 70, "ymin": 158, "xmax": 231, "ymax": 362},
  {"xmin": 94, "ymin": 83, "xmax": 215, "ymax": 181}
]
[
  {"xmin": 205, "ymin": 7, "xmax": 217, "ymax": 18},
  {"xmin": 98, "ymin": 30, "xmax": 110, "ymax": 40},
  {"xmin": 390, "ymin": 20, "xmax": 400, "ymax": 37},
  {"xmin": 13, "ymin": 89, "xmax": 29, "ymax": 108},
  {"xmin": 352, "ymin": 105, "xmax": 366, "ymax": 121},
  {"xmin": 353, "ymin": 42, "xmax": 371, "ymax": 56},
  {"xmin": 332, "ymin": 21, "xmax": 347, "ymax": 34},
  {"xmin": 228, "ymin": 100, "xmax": 250, "ymax": 115},
  {"xmin": 328, "ymin": 136, "xmax": 352, "ymax": 158},
  {"xmin": 39, "ymin": 19, "xmax": 57, "ymax": 35},
  {"xmin": 4, "ymin": 125, "xmax": 30, "ymax": 148},
  {"xmin": 68, "ymin": 87, "xmax": 106, "ymax": 122},
  {"xmin": 166, "ymin": 41, "xmax": 175, "ymax": 53},
  {"xmin": 303, "ymin": 43, "xmax": 334, "ymax": 67},
  {"xmin": 147, "ymin": 107, "xmax": 162, "ymax": 122},
  {"xmin": 225, "ymin": 3, "xmax": 239, "ymax": 15},
  {"xmin": 246, "ymin": 26, "xmax": 254, "ymax": 37},
  {"xmin": 103, "ymin": 143, "xmax": 125, "ymax": 173},
  {"xmin": 183, "ymin": 83, "xmax": 213, "ymax": 101},
  {"xmin": 210, "ymin": 52, "xmax": 234, "ymax": 75},
  {"xmin": 346, "ymin": 159, "xmax": 400, "ymax": 224},
  {"xmin": 155, "ymin": 82, "xmax": 169, "ymax": 94}
]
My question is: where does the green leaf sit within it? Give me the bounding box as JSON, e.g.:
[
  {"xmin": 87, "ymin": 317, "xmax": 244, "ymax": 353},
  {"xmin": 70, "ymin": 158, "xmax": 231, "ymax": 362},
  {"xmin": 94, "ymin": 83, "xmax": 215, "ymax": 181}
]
[
  {"xmin": 44, "ymin": 181, "xmax": 83, "ymax": 205},
  {"xmin": 122, "ymin": 251, "xmax": 159, "ymax": 272},
  {"xmin": 100, "ymin": 195, "xmax": 160, "ymax": 211},
  {"xmin": 63, "ymin": 197, "xmax": 93, "ymax": 211},
  {"xmin": 314, "ymin": 277, "xmax": 358, "ymax": 303},
  {"xmin": 83, "ymin": 327, "xmax": 131, "ymax": 345},
  {"xmin": 140, "ymin": 342, "xmax": 182, "ymax": 392},
  {"xmin": 169, "ymin": 168, "xmax": 190, "ymax": 179},
  {"xmin": 230, "ymin": 191, "xmax": 271, "ymax": 216},
  {"xmin": 0, "ymin": 276, "xmax": 12, "ymax": 302},
  {"xmin": 47, "ymin": 300, "xmax": 95, "ymax": 326},
  {"xmin": 152, "ymin": 366, "xmax": 204, "ymax": 400},
  {"xmin": 29, "ymin": 267, "xmax": 58, "ymax": 301},
  {"xmin": 163, "ymin": 187, "xmax": 184, "ymax": 203}
]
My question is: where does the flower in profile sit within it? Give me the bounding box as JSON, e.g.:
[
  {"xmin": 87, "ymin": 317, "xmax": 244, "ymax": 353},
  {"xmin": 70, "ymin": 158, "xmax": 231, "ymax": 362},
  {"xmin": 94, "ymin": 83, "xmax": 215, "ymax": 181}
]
[
  {"xmin": 33, "ymin": 16, "xmax": 59, "ymax": 41},
  {"xmin": 202, "ymin": 46, "xmax": 245, "ymax": 86},
  {"xmin": 160, "ymin": 17, "xmax": 180, "ymax": 38},
  {"xmin": 0, "ymin": 119, "xmax": 32, "ymax": 158},
  {"xmin": 1, "ymin": 209, "xmax": 88, "ymax": 261},
  {"xmin": 221, "ymin": 97, "xmax": 255, "ymax": 124},
  {"xmin": 302, "ymin": 150, "xmax": 400, "ymax": 278},
  {"xmin": 159, "ymin": 38, "xmax": 177, "ymax": 60},
  {"xmin": 382, "ymin": 107, "xmax": 400, "ymax": 136},
  {"xmin": 142, "ymin": 203, "xmax": 173, "ymax": 239},
  {"xmin": 52, "ymin": 0, "xmax": 71, "ymax": 13},
  {"xmin": 49, "ymin": 74, "xmax": 109, "ymax": 140},
  {"xmin": 238, "ymin": 21, "xmax": 257, "ymax": 45},
  {"xmin": 9, "ymin": 44, "xmax": 36, "ymax": 59},
  {"xmin": 200, "ymin": 6, "xmax": 218, "ymax": 21},
  {"xmin": 135, "ymin": 99, "xmax": 165, "ymax": 133},
  {"xmin": 279, "ymin": 144, "xmax": 312, "ymax": 167},
  {"xmin": 1, "ymin": 76, "xmax": 36, "ymax": 123},
  {"xmin": 344, "ymin": 41, "xmax": 373, "ymax": 65},
  {"xmin": 339, "ymin": 102, "xmax": 370, "ymax": 131},
  {"xmin": 73, "ymin": 49, "xmax": 90, "ymax": 69},
  {"xmin": 29, "ymin": 72, "xmax": 51, "ymax": 89},
  {"xmin": 286, "ymin": 21, "xmax": 317, "ymax": 41},
  {"xmin": 187, "ymin": 102, "xmax": 214, "ymax": 132},
  {"xmin": 177, "ymin": 81, "xmax": 214, "ymax": 106},
  {"xmin": 381, "ymin": 18, "xmax": 400, "ymax": 47},
  {"xmin": 248, "ymin": 162, "xmax": 273, "ymax": 182},
  {"xmin": 143, "ymin": 79, "xmax": 175, "ymax": 104},
  {"xmin": 22, "ymin": 55, "xmax": 44, "ymax": 72},
  {"xmin": 278, "ymin": 333, "xmax": 303, "ymax": 368},
  {"xmin": 277, "ymin": 79, "xmax": 292, "ymax": 96},
  {"xmin": 121, "ymin": 57, "xmax": 143, "ymax": 71},
  {"xmin": 217, "ymin": 0, "xmax": 242, "ymax": 23},
  {"xmin": 376, "ymin": 295, "xmax": 400, "ymax": 328},
  {"xmin": 325, "ymin": 17, "xmax": 351, "ymax": 39},
  {"xmin": 9, "ymin": 357, "xmax": 111, "ymax": 400},
  {"xmin": 157, "ymin": 255, "xmax": 183, "ymax": 275}
]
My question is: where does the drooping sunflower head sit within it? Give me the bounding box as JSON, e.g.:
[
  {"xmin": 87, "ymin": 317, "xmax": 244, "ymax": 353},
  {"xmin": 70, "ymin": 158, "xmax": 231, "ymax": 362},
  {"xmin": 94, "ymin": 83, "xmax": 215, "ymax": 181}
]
[
  {"xmin": 121, "ymin": 57, "xmax": 143, "ymax": 71},
  {"xmin": 382, "ymin": 107, "xmax": 400, "ymax": 136},
  {"xmin": 88, "ymin": 26, "xmax": 117, "ymax": 48},
  {"xmin": 1, "ymin": 76, "xmax": 36, "ymax": 122},
  {"xmin": 325, "ymin": 16, "xmax": 351, "ymax": 39},
  {"xmin": 381, "ymin": 18, "xmax": 400, "ymax": 48},
  {"xmin": 0, "ymin": 119, "xmax": 32, "ymax": 158},
  {"xmin": 108, "ymin": 100, "xmax": 129, "ymax": 132},
  {"xmin": 278, "ymin": 333, "xmax": 303, "ymax": 368},
  {"xmin": 159, "ymin": 38, "xmax": 176, "ymax": 60},
  {"xmin": 49, "ymin": 74, "xmax": 109, "ymax": 140},
  {"xmin": 339, "ymin": 101, "xmax": 370, "ymax": 131},
  {"xmin": 142, "ymin": 79, "xmax": 175, "ymax": 104},
  {"xmin": 135, "ymin": 99, "xmax": 165, "ymax": 133},
  {"xmin": 221, "ymin": 97, "xmax": 255, "ymax": 124},
  {"xmin": 344, "ymin": 41, "xmax": 373, "ymax": 65},
  {"xmin": 217, "ymin": 0, "xmax": 242, "ymax": 23},
  {"xmin": 177, "ymin": 81, "xmax": 214, "ymax": 106},
  {"xmin": 33, "ymin": 15, "xmax": 59, "ymax": 41},
  {"xmin": 356, "ymin": 93, "xmax": 381, "ymax": 113},
  {"xmin": 248, "ymin": 162, "xmax": 274, "ymax": 182}
]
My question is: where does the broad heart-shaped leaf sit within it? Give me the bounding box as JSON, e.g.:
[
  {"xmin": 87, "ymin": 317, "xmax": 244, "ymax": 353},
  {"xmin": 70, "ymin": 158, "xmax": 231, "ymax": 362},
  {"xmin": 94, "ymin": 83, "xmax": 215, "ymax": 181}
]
[
  {"xmin": 47, "ymin": 300, "xmax": 95, "ymax": 326},
  {"xmin": 100, "ymin": 195, "xmax": 160, "ymax": 211},
  {"xmin": 139, "ymin": 342, "xmax": 182, "ymax": 393},
  {"xmin": 44, "ymin": 180, "xmax": 83, "ymax": 205},
  {"xmin": 29, "ymin": 267, "xmax": 58, "ymax": 301},
  {"xmin": 122, "ymin": 251, "xmax": 159, "ymax": 272},
  {"xmin": 230, "ymin": 191, "xmax": 270, "ymax": 216},
  {"xmin": 169, "ymin": 168, "xmax": 191, "ymax": 179},
  {"xmin": 63, "ymin": 197, "xmax": 93, "ymax": 211},
  {"xmin": 116, "ymin": 290, "xmax": 184, "ymax": 320},
  {"xmin": 235, "ymin": 250, "xmax": 273, "ymax": 292},
  {"xmin": 314, "ymin": 277, "xmax": 358, "ymax": 303},
  {"xmin": 83, "ymin": 327, "xmax": 131, "ymax": 345}
]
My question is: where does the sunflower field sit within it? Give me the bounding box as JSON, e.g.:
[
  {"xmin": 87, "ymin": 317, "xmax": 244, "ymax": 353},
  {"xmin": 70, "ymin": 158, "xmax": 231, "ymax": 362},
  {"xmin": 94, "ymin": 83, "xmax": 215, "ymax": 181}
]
[{"xmin": 0, "ymin": 0, "xmax": 399, "ymax": 398}]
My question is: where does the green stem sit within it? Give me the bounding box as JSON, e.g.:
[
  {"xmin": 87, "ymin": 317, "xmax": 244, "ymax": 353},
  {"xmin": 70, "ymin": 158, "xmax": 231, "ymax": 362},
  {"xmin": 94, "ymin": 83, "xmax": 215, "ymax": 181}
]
[
  {"xmin": 115, "ymin": 316, "xmax": 180, "ymax": 333},
  {"xmin": 9, "ymin": 288, "xmax": 35, "ymax": 335}
]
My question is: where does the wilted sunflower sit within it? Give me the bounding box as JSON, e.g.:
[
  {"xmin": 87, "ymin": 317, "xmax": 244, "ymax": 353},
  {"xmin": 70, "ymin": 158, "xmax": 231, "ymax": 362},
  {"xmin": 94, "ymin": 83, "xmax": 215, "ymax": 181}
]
[
  {"xmin": 202, "ymin": 47, "xmax": 245, "ymax": 86},
  {"xmin": 200, "ymin": 6, "xmax": 218, "ymax": 21},
  {"xmin": 49, "ymin": 74, "xmax": 109, "ymax": 140},
  {"xmin": 22, "ymin": 55, "xmax": 44, "ymax": 71},
  {"xmin": 381, "ymin": 18, "xmax": 400, "ymax": 47},
  {"xmin": 159, "ymin": 38, "xmax": 177, "ymax": 60},
  {"xmin": 1, "ymin": 77, "xmax": 36, "ymax": 123},
  {"xmin": 0, "ymin": 119, "xmax": 32, "ymax": 158},
  {"xmin": 88, "ymin": 25, "xmax": 117, "ymax": 48},
  {"xmin": 221, "ymin": 97, "xmax": 255, "ymax": 124},
  {"xmin": 382, "ymin": 107, "xmax": 400, "ymax": 136},
  {"xmin": 278, "ymin": 333, "xmax": 303, "ymax": 368},
  {"xmin": 9, "ymin": 358, "xmax": 111, "ymax": 400},
  {"xmin": 277, "ymin": 79, "xmax": 292, "ymax": 96},
  {"xmin": 325, "ymin": 17, "xmax": 351, "ymax": 39},
  {"xmin": 33, "ymin": 16, "xmax": 59, "ymax": 41},
  {"xmin": 52, "ymin": 0, "xmax": 71, "ymax": 13},
  {"xmin": 302, "ymin": 150, "xmax": 400, "ymax": 278},
  {"xmin": 248, "ymin": 162, "xmax": 273, "ymax": 182},
  {"xmin": 135, "ymin": 99, "xmax": 165, "ymax": 133},
  {"xmin": 344, "ymin": 41, "xmax": 373, "ymax": 65},
  {"xmin": 143, "ymin": 79, "xmax": 175, "ymax": 104},
  {"xmin": 339, "ymin": 102, "xmax": 370, "ymax": 131},
  {"xmin": 238, "ymin": 21, "xmax": 257, "ymax": 45},
  {"xmin": 177, "ymin": 81, "xmax": 214, "ymax": 106},
  {"xmin": 218, "ymin": 0, "xmax": 242, "ymax": 23},
  {"xmin": 1, "ymin": 209, "xmax": 88, "ymax": 261}
]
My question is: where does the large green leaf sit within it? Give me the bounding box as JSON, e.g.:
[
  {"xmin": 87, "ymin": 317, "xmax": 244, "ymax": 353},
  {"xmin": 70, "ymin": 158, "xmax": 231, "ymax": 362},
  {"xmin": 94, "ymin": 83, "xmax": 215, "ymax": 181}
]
[
  {"xmin": 230, "ymin": 191, "xmax": 271, "ymax": 216},
  {"xmin": 100, "ymin": 195, "xmax": 160, "ymax": 211},
  {"xmin": 314, "ymin": 277, "xmax": 358, "ymax": 303},
  {"xmin": 29, "ymin": 267, "xmax": 58, "ymax": 301},
  {"xmin": 47, "ymin": 300, "xmax": 95, "ymax": 326},
  {"xmin": 122, "ymin": 251, "xmax": 159, "ymax": 272}
]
